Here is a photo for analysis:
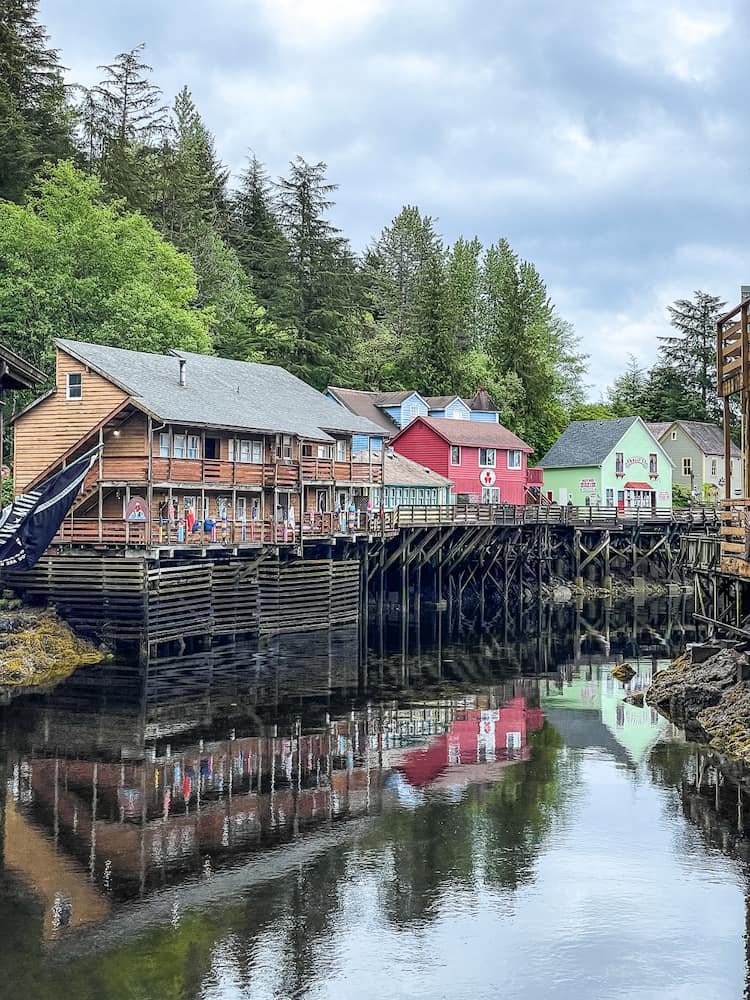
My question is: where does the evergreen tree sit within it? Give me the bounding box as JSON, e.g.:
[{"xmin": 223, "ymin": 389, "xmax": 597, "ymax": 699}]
[
  {"xmin": 154, "ymin": 87, "xmax": 228, "ymax": 243},
  {"xmin": 0, "ymin": 0, "xmax": 75, "ymax": 200},
  {"xmin": 230, "ymin": 154, "xmax": 294, "ymax": 323},
  {"xmin": 440, "ymin": 236, "xmax": 482, "ymax": 355},
  {"xmin": 91, "ymin": 43, "xmax": 167, "ymax": 209},
  {"xmin": 275, "ymin": 156, "xmax": 358, "ymax": 386},
  {"xmin": 660, "ymin": 290, "xmax": 724, "ymax": 423},
  {"xmin": 607, "ymin": 355, "xmax": 649, "ymax": 417}
]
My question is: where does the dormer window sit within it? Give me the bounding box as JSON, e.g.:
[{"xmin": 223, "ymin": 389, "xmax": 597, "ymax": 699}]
[{"xmin": 66, "ymin": 372, "xmax": 82, "ymax": 399}]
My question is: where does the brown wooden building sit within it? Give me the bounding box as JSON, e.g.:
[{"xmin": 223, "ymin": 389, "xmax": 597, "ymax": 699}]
[{"xmin": 12, "ymin": 339, "xmax": 384, "ymax": 551}]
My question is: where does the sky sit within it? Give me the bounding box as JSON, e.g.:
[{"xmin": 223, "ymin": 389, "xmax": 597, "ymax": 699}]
[{"xmin": 39, "ymin": 0, "xmax": 750, "ymax": 396}]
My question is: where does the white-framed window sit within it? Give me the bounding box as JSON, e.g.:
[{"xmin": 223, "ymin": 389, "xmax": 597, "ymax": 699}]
[
  {"xmin": 395, "ymin": 488, "xmax": 402, "ymax": 505},
  {"xmin": 251, "ymin": 440, "xmax": 263, "ymax": 463},
  {"xmin": 711, "ymin": 458, "xmax": 717, "ymax": 476},
  {"xmin": 479, "ymin": 448, "xmax": 496, "ymax": 468},
  {"xmin": 615, "ymin": 452, "xmax": 624, "ymax": 475},
  {"xmin": 683, "ymin": 457, "xmax": 692, "ymax": 476},
  {"xmin": 450, "ymin": 446, "xmax": 461, "ymax": 466},
  {"xmin": 187, "ymin": 435, "xmax": 200, "ymax": 460},
  {"xmin": 605, "ymin": 488, "xmax": 614, "ymax": 506},
  {"xmin": 507, "ymin": 450, "xmax": 522, "ymax": 470},
  {"xmin": 66, "ymin": 371, "xmax": 82, "ymax": 400},
  {"xmin": 649, "ymin": 453, "xmax": 657, "ymax": 475},
  {"xmin": 276, "ymin": 435, "xmax": 293, "ymax": 460},
  {"xmin": 417, "ymin": 488, "xmax": 425, "ymax": 504},
  {"xmin": 159, "ymin": 432, "xmax": 170, "ymax": 458},
  {"xmin": 173, "ymin": 433, "xmax": 186, "ymax": 459},
  {"xmin": 202, "ymin": 496, "xmax": 209, "ymax": 520},
  {"xmin": 410, "ymin": 488, "xmax": 417, "ymax": 503},
  {"xmin": 336, "ymin": 439, "xmax": 346, "ymax": 461},
  {"xmin": 183, "ymin": 495, "xmax": 196, "ymax": 512},
  {"xmin": 670, "ymin": 430, "xmax": 677, "ymax": 440},
  {"xmin": 318, "ymin": 444, "xmax": 332, "ymax": 459},
  {"xmin": 482, "ymin": 486, "xmax": 500, "ymax": 503},
  {"xmin": 236, "ymin": 496, "xmax": 247, "ymax": 521},
  {"xmin": 237, "ymin": 439, "xmax": 263, "ymax": 463},
  {"xmin": 405, "ymin": 400, "xmax": 420, "ymax": 422}
]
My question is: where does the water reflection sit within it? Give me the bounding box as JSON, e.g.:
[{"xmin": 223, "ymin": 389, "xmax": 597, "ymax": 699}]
[{"xmin": 0, "ymin": 597, "xmax": 747, "ymax": 999}]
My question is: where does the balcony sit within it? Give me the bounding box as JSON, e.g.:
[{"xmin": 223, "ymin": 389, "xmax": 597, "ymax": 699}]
[{"xmin": 526, "ymin": 467, "xmax": 544, "ymax": 486}]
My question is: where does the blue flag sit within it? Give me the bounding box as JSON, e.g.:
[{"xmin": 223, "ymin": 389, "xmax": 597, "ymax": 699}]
[{"xmin": 0, "ymin": 451, "xmax": 97, "ymax": 569}]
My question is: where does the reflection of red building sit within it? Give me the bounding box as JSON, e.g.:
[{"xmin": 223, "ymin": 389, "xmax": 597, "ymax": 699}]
[{"xmin": 397, "ymin": 698, "xmax": 544, "ymax": 788}]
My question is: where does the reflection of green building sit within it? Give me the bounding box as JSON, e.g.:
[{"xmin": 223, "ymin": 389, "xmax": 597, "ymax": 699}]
[{"xmin": 541, "ymin": 662, "xmax": 674, "ymax": 766}]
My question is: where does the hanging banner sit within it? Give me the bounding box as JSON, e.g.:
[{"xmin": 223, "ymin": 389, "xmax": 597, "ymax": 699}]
[{"xmin": 0, "ymin": 451, "xmax": 97, "ymax": 570}]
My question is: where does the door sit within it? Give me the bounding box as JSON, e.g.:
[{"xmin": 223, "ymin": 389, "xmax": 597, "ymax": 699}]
[
  {"xmin": 559, "ymin": 488, "xmax": 569, "ymax": 504},
  {"xmin": 204, "ymin": 437, "xmax": 218, "ymax": 460},
  {"xmin": 617, "ymin": 490, "xmax": 625, "ymax": 512},
  {"xmin": 316, "ymin": 489, "xmax": 328, "ymax": 513}
]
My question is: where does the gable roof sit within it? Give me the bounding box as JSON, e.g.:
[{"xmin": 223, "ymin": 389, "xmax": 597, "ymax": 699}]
[
  {"xmin": 675, "ymin": 420, "xmax": 741, "ymax": 458},
  {"xmin": 538, "ymin": 416, "xmax": 641, "ymax": 468},
  {"xmin": 326, "ymin": 386, "xmax": 399, "ymax": 434},
  {"xmin": 373, "ymin": 389, "xmax": 414, "ymax": 406},
  {"xmin": 646, "ymin": 422, "xmax": 672, "ymax": 441},
  {"xmin": 391, "ymin": 415, "xmax": 532, "ymax": 452},
  {"xmin": 383, "ymin": 450, "xmax": 454, "ymax": 488},
  {"xmin": 465, "ymin": 388, "xmax": 497, "ymax": 412},
  {"xmin": 0, "ymin": 344, "xmax": 45, "ymax": 390},
  {"xmin": 54, "ymin": 340, "xmax": 385, "ymax": 443},
  {"xmin": 423, "ymin": 395, "xmax": 466, "ymax": 410}
]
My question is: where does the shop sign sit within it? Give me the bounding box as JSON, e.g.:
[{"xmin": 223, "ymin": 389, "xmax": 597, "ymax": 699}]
[
  {"xmin": 626, "ymin": 456, "xmax": 647, "ymax": 467},
  {"xmin": 125, "ymin": 496, "xmax": 148, "ymax": 521},
  {"xmin": 579, "ymin": 478, "xmax": 597, "ymax": 492},
  {"xmin": 657, "ymin": 491, "xmax": 670, "ymax": 500},
  {"xmin": 479, "ymin": 468, "xmax": 496, "ymax": 487}
]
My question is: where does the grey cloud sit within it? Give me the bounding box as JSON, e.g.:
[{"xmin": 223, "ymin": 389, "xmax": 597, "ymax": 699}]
[{"xmin": 40, "ymin": 0, "xmax": 750, "ymax": 391}]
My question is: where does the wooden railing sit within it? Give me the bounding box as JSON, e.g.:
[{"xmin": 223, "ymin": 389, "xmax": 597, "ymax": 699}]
[
  {"xmin": 717, "ymin": 300, "xmax": 750, "ymax": 398},
  {"xmin": 52, "ymin": 503, "xmax": 720, "ymax": 550},
  {"xmin": 718, "ymin": 500, "xmax": 750, "ymax": 572},
  {"xmin": 94, "ymin": 456, "xmax": 382, "ymax": 487}
]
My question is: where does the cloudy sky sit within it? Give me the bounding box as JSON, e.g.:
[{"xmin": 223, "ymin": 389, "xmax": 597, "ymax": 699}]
[{"xmin": 40, "ymin": 0, "xmax": 750, "ymax": 395}]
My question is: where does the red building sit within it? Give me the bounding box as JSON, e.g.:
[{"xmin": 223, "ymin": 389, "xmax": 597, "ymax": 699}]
[
  {"xmin": 397, "ymin": 698, "xmax": 545, "ymax": 789},
  {"xmin": 390, "ymin": 416, "xmax": 535, "ymax": 504}
]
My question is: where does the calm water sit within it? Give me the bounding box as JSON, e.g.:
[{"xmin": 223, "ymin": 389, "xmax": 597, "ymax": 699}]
[{"xmin": 0, "ymin": 599, "xmax": 748, "ymax": 999}]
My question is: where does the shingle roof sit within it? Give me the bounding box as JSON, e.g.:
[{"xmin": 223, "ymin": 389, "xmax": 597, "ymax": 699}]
[
  {"xmin": 55, "ymin": 340, "xmax": 385, "ymax": 443},
  {"xmin": 374, "ymin": 389, "xmax": 414, "ymax": 406},
  {"xmin": 423, "ymin": 395, "xmax": 462, "ymax": 410},
  {"xmin": 646, "ymin": 422, "xmax": 672, "ymax": 441},
  {"xmin": 392, "ymin": 415, "xmax": 532, "ymax": 452},
  {"xmin": 465, "ymin": 388, "xmax": 497, "ymax": 412},
  {"xmin": 538, "ymin": 416, "xmax": 640, "ymax": 468},
  {"xmin": 383, "ymin": 450, "xmax": 454, "ymax": 488},
  {"xmin": 677, "ymin": 420, "xmax": 741, "ymax": 458},
  {"xmin": 326, "ymin": 386, "xmax": 399, "ymax": 434}
]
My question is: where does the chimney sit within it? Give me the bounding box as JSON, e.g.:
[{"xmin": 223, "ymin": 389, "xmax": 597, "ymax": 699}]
[{"xmin": 178, "ymin": 358, "xmax": 186, "ymax": 387}]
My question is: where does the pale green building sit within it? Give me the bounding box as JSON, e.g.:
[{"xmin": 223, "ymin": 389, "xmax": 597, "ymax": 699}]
[{"xmin": 538, "ymin": 416, "xmax": 673, "ymax": 510}]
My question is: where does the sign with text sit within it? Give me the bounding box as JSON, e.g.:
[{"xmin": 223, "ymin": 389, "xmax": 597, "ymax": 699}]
[{"xmin": 579, "ymin": 478, "xmax": 597, "ymax": 492}]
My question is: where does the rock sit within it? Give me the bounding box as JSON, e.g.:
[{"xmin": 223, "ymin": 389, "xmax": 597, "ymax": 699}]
[
  {"xmin": 552, "ymin": 585, "xmax": 572, "ymax": 602},
  {"xmin": 624, "ymin": 691, "xmax": 644, "ymax": 707},
  {"xmin": 646, "ymin": 647, "xmax": 744, "ymax": 733},
  {"xmin": 612, "ymin": 662, "xmax": 636, "ymax": 683}
]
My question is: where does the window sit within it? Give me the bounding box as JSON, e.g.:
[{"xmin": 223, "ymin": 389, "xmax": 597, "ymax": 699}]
[
  {"xmin": 605, "ymin": 488, "xmax": 614, "ymax": 506},
  {"xmin": 236, "ymin": 497, "xmax": 247, "ymax": 521},
  {"xmin": 276, "ymin": 435, "xmax": 293, "ymax": 460},
  {"xmin": 417, "ymin": 488, "xmax": 425, "ymax": 504},
  {"xmin": 228, "ymin": 439, "xmax": 235, "ymax": 461},
  {"xmin": 239, "ymin": 440, "xmax": 263, "ymax": 463},
  {"xmin": 317, "ymin": 444, "xmax": 332, "ymax": 459},
  {"xmin": 683, "ymin": 457, "xmax": 693, "ymax": 477},
  {"xmin": 65, "ymin": 371, "xmax": 82, "ymax": 399},
  {"xmin": 187, "ymin": 435, "xmax": 200, "ymax": 460},
  {"xmin": 173, "ymin": 433, "xmax": 186, "ymax": 459},
  {"xmin": 479, "ymin": 448, "xmax": 496, "ymax": 468},
  {"xmin": 507, "ymin": 450, "xmax": 522, "ymax": 470},
  {"xmin": 615, "ymin": 452, "xmax": 624, "ymax": 475},
  {"xmin": 183, "ymin": 496, "xmax": 196, "ymax": 514},
  {"xmin": 410, "ymin": 488, "xmax": 417, "ymax": 503},
  {"xmin": 482, "ymin": 486, "xmax": 500, "ymax": 503},
  {"xmin": 670, "ymin": 430, "xmax": 677, "ymax": 440},
  {"xmin": 405, "ymin": 400, "xmax": 420, "ymax": 422},
  {"xmin": 450, "ymin": 446, "xmax": 461, "ymax": 466},
  {"xmin": 336, "ymin": 439, "xmax": 346, "ymax": 461},
  {"xmin": 159, "ymin": 433, "xmax": 170, "ymax": 458},
  {"xmin": 711, "ymin": 459, "xmax": 718, "ymax": 476},
  {"xmin": 649, "ymin": 453, "xmax": 657, "ymax": 475}
]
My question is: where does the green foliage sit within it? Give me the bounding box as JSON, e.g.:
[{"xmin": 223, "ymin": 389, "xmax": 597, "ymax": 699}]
[
  {"xmin": 0, "ymin": 161, "xmax": 211, "ymax": 372},
  {"xmin": 1, "ymin": 475, "xmax": 12, "ymax": 507},
  {"xmin": 0, "ymin": 0, "xmax": 76, "ymax": 201},
  {"xmin": 672, "ymin": 483, "xmax": 691, "ymax": 507},
  {"xmin": 570, "ymin": 402, "xmax": 613, "ymax": 421}
]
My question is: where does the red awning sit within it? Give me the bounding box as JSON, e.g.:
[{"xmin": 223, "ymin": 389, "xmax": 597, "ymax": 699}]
[{"xmin": 624, "ymin": 481, "xmax": 652, "ymax": 490}]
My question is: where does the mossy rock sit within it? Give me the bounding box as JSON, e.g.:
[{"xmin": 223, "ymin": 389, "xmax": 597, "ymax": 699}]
[
  {"xmin": 0, "ymin": 612, "xmax": 107, "ymax": 687},
  {"xmin": 612, "ymin": 662, "xmax": 636, "ymax": 683}
]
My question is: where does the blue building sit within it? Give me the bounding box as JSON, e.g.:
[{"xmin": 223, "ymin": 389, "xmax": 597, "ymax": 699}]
[{"xmin": 326, "ymin": 386, "xmax": 500, "ymax": 454}]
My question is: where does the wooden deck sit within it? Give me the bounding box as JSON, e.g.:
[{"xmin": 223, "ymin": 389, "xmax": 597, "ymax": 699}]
[{"xmin": 49, "ymin": 502, "xmax": 720, "ymax": 556}]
